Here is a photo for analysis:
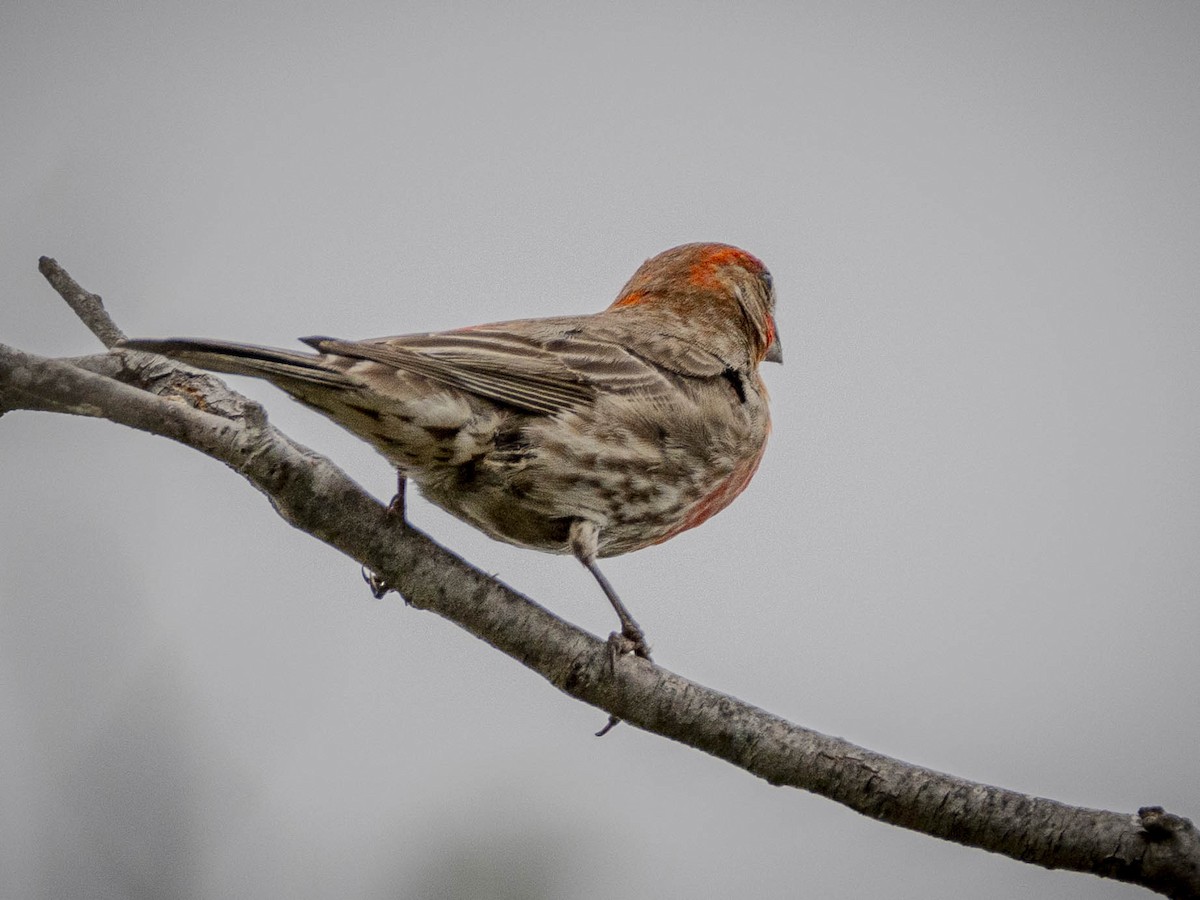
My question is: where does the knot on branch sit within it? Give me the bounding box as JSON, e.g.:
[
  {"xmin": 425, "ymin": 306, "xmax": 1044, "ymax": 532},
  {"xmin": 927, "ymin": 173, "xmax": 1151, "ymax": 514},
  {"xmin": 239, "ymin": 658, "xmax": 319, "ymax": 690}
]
[{"xmin": 1139, "ymin": 806, "xmax": 1196, "ymax": 843}]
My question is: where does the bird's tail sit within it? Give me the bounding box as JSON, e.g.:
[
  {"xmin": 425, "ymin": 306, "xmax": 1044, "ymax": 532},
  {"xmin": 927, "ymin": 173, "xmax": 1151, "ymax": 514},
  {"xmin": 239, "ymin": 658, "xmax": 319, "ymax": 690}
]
[{"xmin": 118, "ymin": 338, "xmax": 353, "ymax": 389}]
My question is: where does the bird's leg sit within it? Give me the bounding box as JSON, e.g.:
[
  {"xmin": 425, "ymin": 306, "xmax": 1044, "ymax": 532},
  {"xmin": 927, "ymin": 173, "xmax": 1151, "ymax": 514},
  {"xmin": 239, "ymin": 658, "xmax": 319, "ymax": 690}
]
[
  {"xmin": 569, "ymin": 519, "xmax": 652, "ymax": 664},
  {"xmin": 362, "ymin": 473, "xmax": 408, "ymax": 599},
  {"xmin": 581, "ymin": 557, "xmax": 652, "ymax": 737},
  {"xmin": 386, "ymin": 472, "xmax": 408, "ymax": 519},
  {"xmin": 567, "ymin": 520, "xmax": 648, "ymax": 736},
  {"xmin": 582, "ymin": 558, "xmax": 652, "ymax": 662}
]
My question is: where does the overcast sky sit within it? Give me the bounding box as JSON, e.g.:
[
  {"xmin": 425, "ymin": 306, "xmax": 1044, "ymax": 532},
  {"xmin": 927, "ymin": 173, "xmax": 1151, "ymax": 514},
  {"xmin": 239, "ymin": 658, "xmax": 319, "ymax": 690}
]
[{"xmin": 2, "ymin": 3, "xmax": 1198, "ymax": 898}]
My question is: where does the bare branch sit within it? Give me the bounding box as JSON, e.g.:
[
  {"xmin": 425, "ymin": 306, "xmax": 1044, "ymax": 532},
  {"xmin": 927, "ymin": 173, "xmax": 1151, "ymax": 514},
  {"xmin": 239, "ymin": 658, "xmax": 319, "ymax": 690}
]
[
  {"xmin": 38, "ymin": 256, "xmax": 127, "ymax": 347},
  {"xmin": 3, "ymin": 263, "xmax": 1198, "ymax": 898}
]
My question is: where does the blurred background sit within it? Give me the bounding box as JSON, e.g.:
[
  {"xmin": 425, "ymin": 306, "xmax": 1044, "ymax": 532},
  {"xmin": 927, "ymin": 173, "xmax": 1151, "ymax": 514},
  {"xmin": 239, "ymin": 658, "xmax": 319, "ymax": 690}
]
[{"xmin": 2, "ymin": 3, "xmax": 1197, "ymax": 898}]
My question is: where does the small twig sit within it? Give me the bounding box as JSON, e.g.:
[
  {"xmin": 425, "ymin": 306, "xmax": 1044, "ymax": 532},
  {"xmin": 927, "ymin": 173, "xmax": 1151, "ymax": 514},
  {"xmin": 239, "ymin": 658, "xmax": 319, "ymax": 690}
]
[{"xmin": 38, "ymin": 256, "xmax": 126, "ymax": 348}]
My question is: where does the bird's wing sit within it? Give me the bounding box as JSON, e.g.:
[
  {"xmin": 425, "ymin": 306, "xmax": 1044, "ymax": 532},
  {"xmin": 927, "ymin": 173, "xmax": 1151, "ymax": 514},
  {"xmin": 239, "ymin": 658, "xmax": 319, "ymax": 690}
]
[
  {"xmin": 304, "ymin": 314, "xmax": 724, "ymax": 417},
  {"xmin": 302, "ymin": 317, "xmax": 694, "ymax": 417}
]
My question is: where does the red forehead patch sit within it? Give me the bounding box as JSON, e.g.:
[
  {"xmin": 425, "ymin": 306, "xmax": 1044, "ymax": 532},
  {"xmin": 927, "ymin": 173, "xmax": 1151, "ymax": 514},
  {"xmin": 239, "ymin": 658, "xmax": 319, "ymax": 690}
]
[{"xmin": 688, "ymin": 246, "xmax": 763, "ymax": 287}]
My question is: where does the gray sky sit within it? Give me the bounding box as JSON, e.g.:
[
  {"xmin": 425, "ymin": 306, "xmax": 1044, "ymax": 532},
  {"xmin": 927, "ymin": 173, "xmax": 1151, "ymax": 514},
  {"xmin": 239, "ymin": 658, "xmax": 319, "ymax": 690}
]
[{"xmin": 2, "ymin": 3, "xmax": 1198, "ymax": 898}]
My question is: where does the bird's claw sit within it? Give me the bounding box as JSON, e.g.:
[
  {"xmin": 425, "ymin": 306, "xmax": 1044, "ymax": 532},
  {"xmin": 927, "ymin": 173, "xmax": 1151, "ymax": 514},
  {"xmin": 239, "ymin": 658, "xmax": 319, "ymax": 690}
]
[
  {"xmin": 595, "ymin": 715, "xmax": 621, "ymax": 738},
  {"xmin": 595, "ymin": 629, "xmax": 652, "ymax": 737},
  {"xmin": 361, "ymin": 566, "xmax": 392, "ymax": 599}
]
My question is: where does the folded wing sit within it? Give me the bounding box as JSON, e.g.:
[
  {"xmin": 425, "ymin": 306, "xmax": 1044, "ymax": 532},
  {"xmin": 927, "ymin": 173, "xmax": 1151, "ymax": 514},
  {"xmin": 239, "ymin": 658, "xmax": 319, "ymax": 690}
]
[{"xmin": 302, "ymin": 316, "xmax": 704, "ymax": 417}]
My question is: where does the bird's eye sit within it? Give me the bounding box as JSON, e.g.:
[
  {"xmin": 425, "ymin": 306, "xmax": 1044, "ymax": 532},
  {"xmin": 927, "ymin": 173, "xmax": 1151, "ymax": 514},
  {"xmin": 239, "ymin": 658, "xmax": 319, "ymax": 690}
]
[{"xmin": 760, "ymin": 270, "xmax": 774, "ymax": 291}]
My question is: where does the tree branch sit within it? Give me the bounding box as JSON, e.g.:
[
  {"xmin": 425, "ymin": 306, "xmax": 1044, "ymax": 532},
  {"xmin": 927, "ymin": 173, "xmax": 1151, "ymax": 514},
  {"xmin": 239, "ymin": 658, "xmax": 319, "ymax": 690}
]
[
  {"xmin": 38, "ymin": 256, "xmax": 127, "ymax": 348},
  {"xmin": 3, "ymin": 261, "xmax": 1197, "ymax": 899}
]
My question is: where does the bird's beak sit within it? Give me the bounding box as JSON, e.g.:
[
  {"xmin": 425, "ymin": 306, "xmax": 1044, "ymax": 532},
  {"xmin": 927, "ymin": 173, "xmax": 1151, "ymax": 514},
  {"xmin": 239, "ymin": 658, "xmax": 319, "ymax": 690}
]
[{"xmin": 765, "ymin": 332, "xmax": 783, "ymax": 364}]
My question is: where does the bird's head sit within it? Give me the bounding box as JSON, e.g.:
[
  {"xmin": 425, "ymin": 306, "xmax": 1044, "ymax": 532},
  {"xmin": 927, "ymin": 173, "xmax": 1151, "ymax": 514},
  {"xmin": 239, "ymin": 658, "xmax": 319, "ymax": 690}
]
[{"xmin": 610, "ymin": 243, "xmax": 782, "ymax": 366}]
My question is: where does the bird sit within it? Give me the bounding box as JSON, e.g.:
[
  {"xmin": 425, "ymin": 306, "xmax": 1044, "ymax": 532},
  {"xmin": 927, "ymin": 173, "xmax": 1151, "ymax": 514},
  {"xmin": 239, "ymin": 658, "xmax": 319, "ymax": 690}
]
[{"xmin": 119, "ymin": 242, "xmax": 781, "ymax": 662}]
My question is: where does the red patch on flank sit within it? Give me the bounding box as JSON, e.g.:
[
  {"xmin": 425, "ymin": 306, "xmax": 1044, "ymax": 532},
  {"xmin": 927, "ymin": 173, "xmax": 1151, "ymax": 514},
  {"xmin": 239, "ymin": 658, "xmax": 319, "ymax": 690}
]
[
  {"xmin": 610, "ymin": 289, "xmax": 646, "ymax": 309},
  {"xmin": 688, "ymin": 246, "xmax": 763, "ymax": 288},
  {"xmin": 652, "ymin": 436, "xmax": 768, "ymax": 546}
]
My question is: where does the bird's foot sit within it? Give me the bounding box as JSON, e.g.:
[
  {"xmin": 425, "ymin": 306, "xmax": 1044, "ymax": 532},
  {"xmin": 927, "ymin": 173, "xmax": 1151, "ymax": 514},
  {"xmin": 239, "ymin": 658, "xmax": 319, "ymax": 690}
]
[
  {"xmin": 606, "ymin": 627, "xmax": 652, "ymax": 670},
  {"xmin": 361, "ymin": 566, "xmax": 393, "ymax": 599},
  {"xmin": 594, "ymin": 628, "xmax": 652, "ymax": 737}
]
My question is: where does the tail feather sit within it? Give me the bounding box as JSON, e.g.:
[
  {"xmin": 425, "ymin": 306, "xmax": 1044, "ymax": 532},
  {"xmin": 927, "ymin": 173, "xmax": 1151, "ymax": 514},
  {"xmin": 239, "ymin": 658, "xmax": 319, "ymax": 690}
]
[{"xmin": 118, "ymin": 338, "xmax": 352, "ymax": 388}]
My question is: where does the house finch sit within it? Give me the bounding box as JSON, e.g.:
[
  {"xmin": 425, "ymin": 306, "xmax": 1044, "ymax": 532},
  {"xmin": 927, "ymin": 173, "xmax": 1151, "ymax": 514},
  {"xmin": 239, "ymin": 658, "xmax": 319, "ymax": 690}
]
[{"xmin": 120, "ymin": 243, "xmax": 781, "ymax": 661}]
